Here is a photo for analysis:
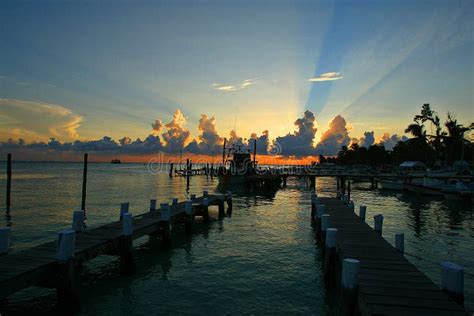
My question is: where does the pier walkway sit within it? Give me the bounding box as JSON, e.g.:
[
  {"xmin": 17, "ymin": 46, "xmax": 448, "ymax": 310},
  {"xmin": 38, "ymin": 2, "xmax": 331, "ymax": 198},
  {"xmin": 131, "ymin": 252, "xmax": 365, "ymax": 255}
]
[
  {"xmin": 319, "ymin": 197, "xmax": 467, "ymax": 315},
  {"xmin": 0, "ymin": 194, "xmax": 227, "ymax": 301}
]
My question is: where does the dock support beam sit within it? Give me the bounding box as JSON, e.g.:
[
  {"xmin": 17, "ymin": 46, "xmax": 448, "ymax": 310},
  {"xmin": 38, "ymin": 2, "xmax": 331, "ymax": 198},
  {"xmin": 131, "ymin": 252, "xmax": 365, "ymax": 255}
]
[{"xmin": 120, "ymin": 213, "xmax": 134, "ymax": 274}]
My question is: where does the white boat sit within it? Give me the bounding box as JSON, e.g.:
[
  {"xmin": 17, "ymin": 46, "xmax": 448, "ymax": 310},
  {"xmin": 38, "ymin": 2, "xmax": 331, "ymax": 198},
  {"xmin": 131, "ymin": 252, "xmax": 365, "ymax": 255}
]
[{"xmin": 380, "ymin": 180, "xmax": 404, "ymax": 190}]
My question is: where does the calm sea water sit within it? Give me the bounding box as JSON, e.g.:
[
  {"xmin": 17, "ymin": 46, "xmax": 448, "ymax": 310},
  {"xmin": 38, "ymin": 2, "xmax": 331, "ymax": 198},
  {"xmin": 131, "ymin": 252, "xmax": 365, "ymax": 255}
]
[{"xmin": 0, "ymin": 162, "xmax": 472, "ymax": 314}]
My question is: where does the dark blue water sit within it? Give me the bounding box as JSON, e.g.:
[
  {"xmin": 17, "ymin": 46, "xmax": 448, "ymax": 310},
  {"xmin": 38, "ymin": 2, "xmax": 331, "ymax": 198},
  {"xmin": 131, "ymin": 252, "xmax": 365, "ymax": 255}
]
[{"xmin": 0, "ymin": 162, "xmax": 472, "ymax": 314}]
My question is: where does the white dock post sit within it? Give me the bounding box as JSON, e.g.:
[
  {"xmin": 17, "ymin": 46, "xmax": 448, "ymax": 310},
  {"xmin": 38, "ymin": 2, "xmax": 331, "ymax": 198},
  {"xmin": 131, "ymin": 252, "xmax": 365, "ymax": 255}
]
[
  {"xmin": 57, "ymin": 229, "xmax": 76, "ymax": 263},
  {"xmin": 122, "ymin": 213, "xmax": 133, "ymax": 236},
  {"xmin": 56, "ymin": 229, "xmax": 78, "ymax": 307},
  {"xmin": 120, "ymin": 202, "xmax": 129, "ymax": 220},
  {"xmin": 72, "ymin": 210, "xmax": 85, "ymax": 233},
  {"xmin": 441, "ymin": 262, "xmax": 464, "ymax": 305},
  {"xmin": 359, "ymin": 205, "xmax": 366, "ymax": 221},
  {"xmin": 340, "ymin": 258, "xmax": 360, "ymax": 314},
  {"xmin": 120, "ymin": 213, "xmax": 134, "ymax": 274},
  {"xmin": 324, "ymin": 228, "xmax": 338, "ymax": 288},
  {"xmin": 374, "ymin": 214, "xmax": 384, "ymax": 235},
  {"xmin": 395, "ymin": 233, "xmax": 404, "ymax": 253},
  {"xmin": 185, "ymin": 200, "xmax": 193, "ymax": 233},
  {"xmin": 0, "ymin": 227, "xmax": 12, "ymax": 255},
  {"xmin": 150, "ymin": 199, "xmax": 156, "ymax": 212}
]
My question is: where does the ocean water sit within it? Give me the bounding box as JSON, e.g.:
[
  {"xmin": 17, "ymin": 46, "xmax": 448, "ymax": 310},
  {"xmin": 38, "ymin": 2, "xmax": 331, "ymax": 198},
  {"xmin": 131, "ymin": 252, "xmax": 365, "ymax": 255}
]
[{"xmin": 0, "ymin": 162, "xmax": 473, "ymax": 314}]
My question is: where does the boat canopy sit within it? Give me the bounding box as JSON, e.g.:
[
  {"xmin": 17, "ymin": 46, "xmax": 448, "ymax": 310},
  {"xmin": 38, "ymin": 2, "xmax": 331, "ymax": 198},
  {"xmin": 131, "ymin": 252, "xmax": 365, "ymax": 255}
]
[{"xmin": 399, "ymin": 161, "xmax": 426, "ymax": 169}]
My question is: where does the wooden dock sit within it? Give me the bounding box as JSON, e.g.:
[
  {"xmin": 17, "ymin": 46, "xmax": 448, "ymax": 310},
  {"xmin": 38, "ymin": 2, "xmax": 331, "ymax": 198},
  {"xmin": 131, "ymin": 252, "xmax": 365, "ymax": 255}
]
[
  {"xmin": 0, "ymin": 194, "xmax": 230, "ymax": 306},
  {"xmin": 316, "ymin": 197, "xmax": 467, "ymax": 315}
]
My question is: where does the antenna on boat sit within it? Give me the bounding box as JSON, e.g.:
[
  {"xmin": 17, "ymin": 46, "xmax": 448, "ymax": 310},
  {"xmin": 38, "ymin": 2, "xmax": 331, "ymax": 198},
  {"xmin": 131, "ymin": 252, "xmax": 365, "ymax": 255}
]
[
  {"xmin": 222, "ymin": 138, "xmax": 227, "ymax": 164},
  {"xmin": 253, "ymin": 138, "xmax": 257, "ymax": 165}
]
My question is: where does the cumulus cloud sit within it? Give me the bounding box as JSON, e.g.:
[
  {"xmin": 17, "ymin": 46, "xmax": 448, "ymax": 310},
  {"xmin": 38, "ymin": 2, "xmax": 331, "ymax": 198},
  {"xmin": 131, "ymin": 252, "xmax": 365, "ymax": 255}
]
[
  {"xmin": 315, "ymin": 115, "xmax": 351, "ymax": 155},
  {"xmin": 359, "ymin": 131, "xmax": 375, "ymax": 148},
  {"xmin": 250, "ymin": 130, "xmax": 269, "ymax": 155},
  {"xmin": 151, "ymin": 119, "xmax": 163, "ymax": 133},
  {"xmin": 0, "ymin": 98, "xmax": 83, "ymax": 141},
  {"xmin": 378, "ymin": 133, "xmax": 408, "ymax": 150},
  {"xmin": 309, "ymin": 72, "xmax": 343, "ymax": 82},
  {"xmin": 185, "ymin": 114, "xmax": 223, "ymax": 154},
  {"xmin": 212, "ymin": 79, "xmax": 255, "ymax": 92},
  {"xmin": 161, "ymin": 109, "xmax": 191, "ymax": 152},
  {"xmin": 275, "ymin": 110, "xmax": 317, "ymax": 156}
]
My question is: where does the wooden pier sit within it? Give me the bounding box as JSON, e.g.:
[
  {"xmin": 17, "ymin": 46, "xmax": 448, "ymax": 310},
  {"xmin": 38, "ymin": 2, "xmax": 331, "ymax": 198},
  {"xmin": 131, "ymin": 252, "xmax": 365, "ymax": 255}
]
[
  {"xmin": 314, "ymin": 196, "xmax": 467, "ymax": 315},
  {"xmin": 0, "ymin": 193, "xmax": 231, "ymax": 308}
]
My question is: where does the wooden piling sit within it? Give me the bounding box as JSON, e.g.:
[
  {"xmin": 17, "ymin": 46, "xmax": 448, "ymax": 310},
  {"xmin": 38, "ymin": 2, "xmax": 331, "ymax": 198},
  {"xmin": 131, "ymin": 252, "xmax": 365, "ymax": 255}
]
[
  {"xmin": 359, "ymin": 204, "xmax": 366, "ymax": 221},
  {"xmin": 218, "ymin": 194, "xmax": 225, "ymax": 218},
  {"xmin": 6, "ymin": 153, "xmax": 11, "ymax": 214},
  {"xmin": 169, "ymin": 162, "xmax": 174, "ymax": 178},
  {"xmin": 202, "ymin": 198, "xmax": 209, "ymax": 222},
  {"xmin": 395, "ymin": 233, "xmax": 404, "ymax": 253},
  {"xmin": 374, "ymin": 214, "xmax": 384, "ymax": 235},
  {"xmin": 119, "ymin": 213, "xmax": 134, "ymax": 274},
  {"xmin": 324, "ymin": 228, "xmax": 337, "ymax": 289},
  {"xmin": 347, "ymin": 180, "xmax": 351, "ymax": 202},
  {"xmin": 120, "ymin": 202, "xmax": 129, "ymax": 220},
  {"xmin": 226, "ymin": 191, "xmax": 233, "ymax": 210},
  {"xmin": 72, "ymin": 210, "xmax": 85, "ymax": 233},
  {"xmin": 185, "ymin": 200, "xmax": 193, "ymax": 233},
  {"xmin": 441, "ymin": 262, "xmax": 464, "ymax": 305},
  {"xmin": 149, "ymin": 199, "xmax": 156, "ymax": 212},
  {"xmin": 339, "ymin": 258, "xmax": 360, "ymax": 316},
  {"xmin": 321, "ymin": 214, "xmax": 330, "ymax": 245},
  {"xmin": 0, "ymin": 227, "xmax": 11, "ymax": 255},
  {"xmin": 81, "ymin": 153, "xmax": 88, "ymax": 216},
  {"xmin": 56, "ymin": 229, "xmax": 78, "ymax": 309}
]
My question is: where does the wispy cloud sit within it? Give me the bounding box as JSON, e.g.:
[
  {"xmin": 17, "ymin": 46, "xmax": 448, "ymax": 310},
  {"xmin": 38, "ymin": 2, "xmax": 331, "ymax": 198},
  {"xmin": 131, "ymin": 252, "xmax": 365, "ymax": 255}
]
[
  {"xmin": 212, "ymin": 79, "xmax": 255, "ymax": 92},
  {"xmin": 309, "ymin": 72, "xmax": 343, "ymax": 82}
]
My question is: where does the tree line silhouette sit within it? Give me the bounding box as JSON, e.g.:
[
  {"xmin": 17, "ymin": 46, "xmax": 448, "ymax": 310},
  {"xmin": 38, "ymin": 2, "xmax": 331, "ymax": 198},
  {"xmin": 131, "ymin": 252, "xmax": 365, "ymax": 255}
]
[{"xmin": 320, "ymin": 104, "xmax": 473, "ymax": 167}]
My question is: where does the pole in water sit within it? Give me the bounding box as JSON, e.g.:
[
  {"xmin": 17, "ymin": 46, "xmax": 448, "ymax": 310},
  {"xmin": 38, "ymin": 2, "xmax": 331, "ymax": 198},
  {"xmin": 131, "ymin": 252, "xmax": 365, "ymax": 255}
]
[
  {"xmin": 81, "ymin": 153, "xmax": 88, "ymax": 217},
  {"xmin": 6, "ymin": 153, "xmax": 12, "ymax": 214},
  {"xmin": 169, "ymin": 162, "xmax": 174, "ymax": 178},
  {"xmin": 374, "ymin": 214, "xmax": 383, "ymax": 235},
  {"xmin": 150, "ymin": 199, "xmax": 157, "ymax": 212}
]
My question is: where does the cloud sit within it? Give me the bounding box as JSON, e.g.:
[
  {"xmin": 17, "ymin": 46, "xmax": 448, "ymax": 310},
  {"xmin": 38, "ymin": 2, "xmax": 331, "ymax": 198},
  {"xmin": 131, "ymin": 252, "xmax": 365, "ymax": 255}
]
[
  {"xmin": 250, "ymin": 130, "xmax": 269, "ymax": 155},
  {"xmin": 0, "ymin": 98, "xmax": 83, "ymax": 141},
  {"xmin": 378, "ymin": 133, "xmax": 408, "ymax": 150},
  {"xmin": 309, "ymin": 72, "xmax": 343, "ymax": 82},
  {"xmin": 275, "ymin": 110, "xmax": 317, "ymax": 156},
  {"xmin": 151, "ymin": 119, "xmax": 163, "ymax": 133},
  {"xmin": 212, "ymin": 79, "xmax": 255, "ymax": 92},
  {"xmin": 315, "ymin": 115, "xmax": 351, "ymax": 155},
  {"xmin": 161, "ymin": 109, "xmax": 191, "ymax": 152},
  {"xmin": 359, "ymin": 131, "xmax": 375, "ymax": 148},
  {"xmin": 184, "ymin": 114, "xmax": 223, "ymax": 154}
]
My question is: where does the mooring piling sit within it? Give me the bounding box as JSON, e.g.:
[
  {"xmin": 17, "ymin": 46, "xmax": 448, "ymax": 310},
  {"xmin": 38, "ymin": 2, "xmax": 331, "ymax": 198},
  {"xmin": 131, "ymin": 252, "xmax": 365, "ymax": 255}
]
[
  {"xmin": 321, "ymin": 214, "xmax": 330, "ymax": 245},
  {"xmin": 72, "ymin": 210, "xmax": 85, "ymax": 233},
  {"xmin": 169, "ymin": 162, "xmax": 174, "ymax": 178},
  {"xmin": 324, "ymin": 228, "xmax": 337, "ymax": 289},
  {"xmin": 149, "ymin": 199, "xmax": 157, "ymax": 212},
  {"xmin": 202, "ymin": 197, "xmax": 209, "ymax": 222},
  {"xmin": 172, "ymin": 198, "xmax": 179, "ymax": 206},
  {"xmin": 441, "ymin": 261, "xmax": 464, "ymax": 305},
  {"xmin": 6, "ymin": 153, "xmax": 12, "ymax": 214},
  {"xmin": 185, "ymin": 200, "xmax": 193, "ymax": 233},
  {"xmin": 226, "ymin": 191, "xmax": 233, "ymax": 210},
  {"xmin": 120, "ymin": 202, "xmax": 129, "ymax": 220},
  {"xmin": 81, "ymin": 153, "xmax": 88, "ymax": 216},
  {"xmin": 191, "ymin": 194, "xmax": 196, "ymax": 200},
  {"xmin": 203, "ymin": 190, "xmax": 209, "ymax": 198},
  {"xmin": 218, "ymin": 194, "xmax": 225, "ymax": 218},
  {"xmin": 0, "ymin": 227, "xmax": 11, "ymax": 255},
  {"xmin": 120, "ymin": 213, "xmax": 134, "ymax": 274},
  {"xmin": 395, "ymin": 233, "xmax": 404, "ymax": 253},
  {"xmin": 56, "ymin": 229, "xmax": 78, "ymax": 309},
  {"xmin": 374, "ymin": 214, "xmax": 384, "ymax": 235},
  {"xmin": 340, "ymin": 258, "xmax": 360, "ymax": 315},
  {"xmin": 348, "ymin": 200, "xmax": 354, "ymax": 212},
  {"xmin": 359, "ymin": 204, "xmax": 366, "ymax": 221}
]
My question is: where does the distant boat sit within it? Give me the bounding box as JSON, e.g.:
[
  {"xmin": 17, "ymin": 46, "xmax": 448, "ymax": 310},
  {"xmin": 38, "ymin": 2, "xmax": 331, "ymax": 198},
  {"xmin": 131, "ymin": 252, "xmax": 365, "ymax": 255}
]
[{"xmin": 111, "ymin": 159, "xmax": 121, "ymax": 164}]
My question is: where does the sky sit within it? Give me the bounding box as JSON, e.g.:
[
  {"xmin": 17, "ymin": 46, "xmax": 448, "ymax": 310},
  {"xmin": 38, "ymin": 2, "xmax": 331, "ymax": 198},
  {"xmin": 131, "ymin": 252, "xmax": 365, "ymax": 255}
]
[{"xmin": 0, "ymin": 0, "xmax": 473, "ymax": 161}]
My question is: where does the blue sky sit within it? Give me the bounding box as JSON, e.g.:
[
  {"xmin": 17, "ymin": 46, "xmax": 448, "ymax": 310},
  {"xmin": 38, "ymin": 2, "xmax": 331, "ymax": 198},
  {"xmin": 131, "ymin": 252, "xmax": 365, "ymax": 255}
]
[{"xmin": 0, "ymin": 0, "xmax": 472, "ymax": 149}]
